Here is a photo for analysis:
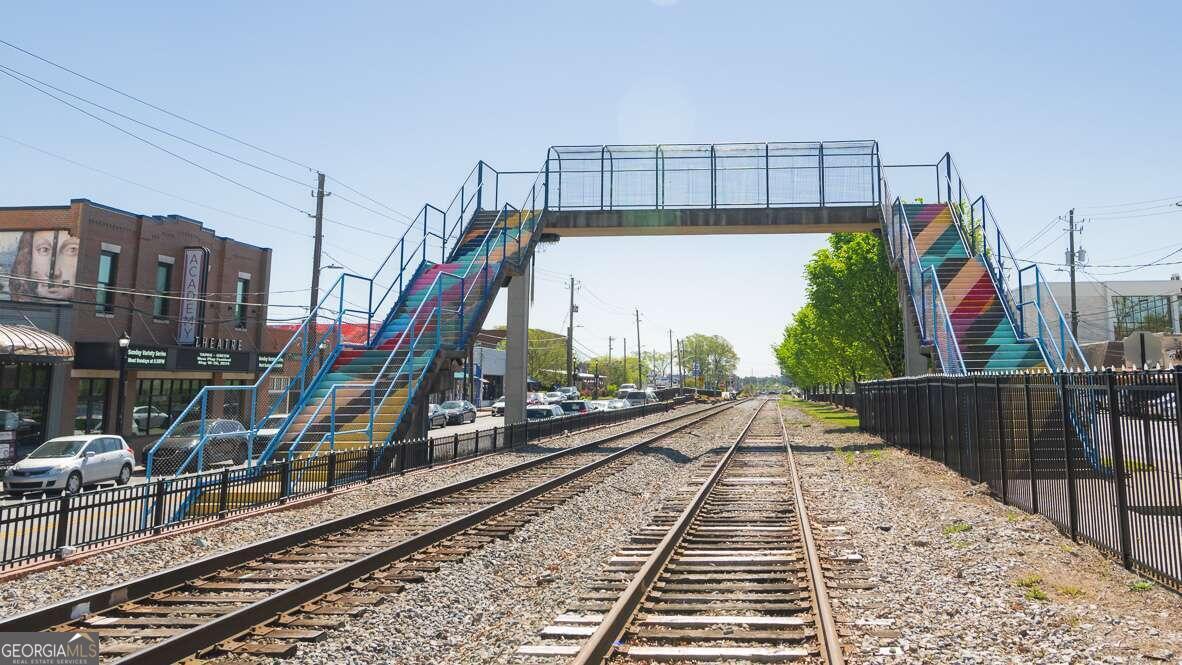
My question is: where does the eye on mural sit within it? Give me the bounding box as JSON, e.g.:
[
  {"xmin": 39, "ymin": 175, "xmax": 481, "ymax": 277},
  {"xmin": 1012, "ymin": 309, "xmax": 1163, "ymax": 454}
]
[{"xmin": 0, "ymin": 229, "xmax": 80, "ymax": 302}]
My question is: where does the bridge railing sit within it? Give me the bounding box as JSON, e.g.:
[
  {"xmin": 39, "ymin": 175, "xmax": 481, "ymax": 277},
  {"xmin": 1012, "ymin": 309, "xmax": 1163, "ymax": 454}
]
[
  {"xmin": 545, "ymin": 141, "xmax": 881, "ymax": 211},
  {"xmin": 934, "ymin": 154, "xmax": 1086, "ymax": 370}
]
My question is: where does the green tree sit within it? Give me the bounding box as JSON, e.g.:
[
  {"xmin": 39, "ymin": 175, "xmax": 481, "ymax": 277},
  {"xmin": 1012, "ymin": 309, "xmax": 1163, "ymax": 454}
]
[
  {"xmin": 775, "ymin": 233, "xmax": 903, "ymax": 387},
  {"xmin": 682, "ymin": 334, "xmax": 739, "ymax": 390},
  {"xmin": 496, "ymin": 328, "xmax": 568, "ymax": 387}
]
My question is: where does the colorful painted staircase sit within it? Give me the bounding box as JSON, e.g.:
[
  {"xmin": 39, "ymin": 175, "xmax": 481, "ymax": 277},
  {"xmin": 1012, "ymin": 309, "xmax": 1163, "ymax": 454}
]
[
  {"xmin": 269, "ymin": 208, "xmax": 536, "ymax": 460},
  {"xmin": 903, "ymin": 203, "xmax": 1046, "ymax": 373}
]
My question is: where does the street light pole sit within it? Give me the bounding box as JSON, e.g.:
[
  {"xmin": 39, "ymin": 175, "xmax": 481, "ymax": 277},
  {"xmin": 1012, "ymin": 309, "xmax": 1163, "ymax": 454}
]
[{"xmin": 114, "ymin": 332, "xmax": 130, "ymax": 437}]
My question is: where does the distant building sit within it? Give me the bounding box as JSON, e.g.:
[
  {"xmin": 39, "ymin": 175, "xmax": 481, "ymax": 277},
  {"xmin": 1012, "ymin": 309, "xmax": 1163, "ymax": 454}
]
[
  {"xmin": 0, "ymin": 199, "xmax": 274, "ymax": 461},
  {"xmin": 1016, "ymin": 278, "xmax": 1182, "ymax": 345}
]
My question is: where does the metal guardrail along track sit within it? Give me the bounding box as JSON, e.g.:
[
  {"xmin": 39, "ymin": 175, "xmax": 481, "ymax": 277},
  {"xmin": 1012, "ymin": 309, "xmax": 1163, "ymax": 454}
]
[
  {"xmin": 2, "ymin": 401, "xmax": 742, "ymax": 664},
  {"xmin": 520, "ymin": 399, "xmax": 844, "ymax": 664}
]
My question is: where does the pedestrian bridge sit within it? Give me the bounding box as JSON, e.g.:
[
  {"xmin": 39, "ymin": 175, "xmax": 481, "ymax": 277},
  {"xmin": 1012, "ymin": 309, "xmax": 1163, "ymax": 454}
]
[
  {"xmin": 145, "ymin": 138, "xmax": 1086, "ymax": 488},
  {"xmin": 541, "ymin": 142, "xmax": 882, "ymax": 237}
]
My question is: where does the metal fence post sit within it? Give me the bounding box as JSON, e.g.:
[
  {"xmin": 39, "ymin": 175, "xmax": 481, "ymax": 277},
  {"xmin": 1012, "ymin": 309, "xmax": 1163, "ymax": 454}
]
[
  {"xmin": 152, "ymin": 479, "xmax": 167, "ymax": 534},
  {"xmin": 217, "ymin": 468, "xmax": 230, "ymax": 516},
  {"xmin": 367, "ymin": 446, "xmax": 376, "ymax": 479},
  {"xmin": 280, "ymin": 460, "xmax": 292, "ymax": 503},
  {"xmin": 996, "ymin": 377, "xmax": 1009, "ymax": 505},
  {"xmin": 1105, "ymin": 371, "xmax": 1134, "ymax": 569},
  {"xmin": 1024, "ymin": 375, "xmax": 1039, "ymax": 515},
  {"xmin": 54, "ymin": 494, "xmax": 71, "ymax": 553},
  {"xmin": 952, "ymin": 378, "xmax": 963, "ymax": 472},
  {"xmin": 1058, "ymin": 373, "xmax": 1079, "ymax": 540},
  {"xmin": 326, "ymin": 451, "xmax": 337, "ymax": 491},
  {"xmin": 453, "ymin": 433, "xmax": 460, "ymax": 461},
  {"xmin": 971, "ymin": 377, "xmax": 983, "ymax": 482}
]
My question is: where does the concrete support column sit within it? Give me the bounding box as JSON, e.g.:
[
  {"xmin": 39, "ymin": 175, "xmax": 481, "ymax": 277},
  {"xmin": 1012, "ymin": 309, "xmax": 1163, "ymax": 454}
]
[
  {"xmin": 505, "ymin": 257, "xmax": 532, "ymax": 424},
  {"xmin": 899, "ymin": 270, "xmax": 928, "ymax": 376}
]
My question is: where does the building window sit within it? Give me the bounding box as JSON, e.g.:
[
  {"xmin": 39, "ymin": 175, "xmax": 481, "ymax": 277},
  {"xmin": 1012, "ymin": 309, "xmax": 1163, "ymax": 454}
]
[
  {"xmin": 96, "ymin": 250, "xmax": 119, "ymax": 314},
  {"xmin": 0, "ymin": 362, "xmax": 52, "ymax": 458},
  {"xmin": 133, "ymin": 378, "xmax": 207, "ymax": 435},
  {"xmin": 235, "ymin": 277, "xmax": 250, "ymax": 329},
  {"xmin": 1112, "ymin": 295, "xmax": 1175, "ymax": 339},
  {"xmin": 74, "ymin": 378, "xmax": 109, "ymax": 434},
  {"xmin": 154, "ymin": 261, "xmax": 173, "ymax": 318}
]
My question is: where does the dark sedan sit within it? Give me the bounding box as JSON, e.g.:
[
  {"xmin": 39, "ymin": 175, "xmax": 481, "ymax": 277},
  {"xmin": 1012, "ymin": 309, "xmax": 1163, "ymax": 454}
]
[
  {"xmin": 150, "ymin": 419, "xmax": 248, "ymax": 474},
  {"xmin": 439, "ymin": 400, "xmax": 477, "ymax": 425},
  {"xmin": 428, "ymin": 404, "xmax": 448, "ymax": 429}
]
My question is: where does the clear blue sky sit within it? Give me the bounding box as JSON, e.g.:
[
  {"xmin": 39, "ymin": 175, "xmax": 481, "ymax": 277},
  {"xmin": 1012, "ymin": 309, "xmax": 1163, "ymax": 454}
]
[{"xmin": 2, "ymin": 1, "xmax": 1180, "ymax": 375}]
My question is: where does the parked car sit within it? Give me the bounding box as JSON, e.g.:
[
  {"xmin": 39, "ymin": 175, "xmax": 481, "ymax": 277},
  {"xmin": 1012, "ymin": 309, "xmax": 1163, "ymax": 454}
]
[
  {"xmin": 619, "ymin": 383, "xmax": 637, "ymax": 392},
  {"xmin": 557, "ymin": 386, "xmax": 580, "ymax": 400},
  {"xmin": 4, "ymin": 435, "xmax": 135, "ymax": 496},
  {"xmin": 439, "ymin": 400, "xmax": 477, "ymax": 425},
  {"xmin": 491, "ymin": 397, "xmax": 506, "ymax": 416},
  {"xmin": 587, "ymin": 400, "xmax": 609, "ymax": 412},
  {"xmin": 428, "ymin": 404, "xmax": 448, "ymax": 428},
  {"xmin": 527, "ymin": 392, "xmax": 547, "ymax": 405},
  {"xmin": 526, "ymin": 405, "xmax": 565, "ymax": 421},
  {"xmin": 152, "ymin": 419, "xmax": 248, "ymax": 473},
  {"xmin": 252, "ymin": 413, "xmax": 289, "ymax": 453},
  {"xmin": 618, "ymin": 389, "xmax": 656, "ymax": 407},
  {"xmin": 559, "ymin": 400, "xmax": 590, "ymax": 416},
  {"xmin": 132, "ymin": 405, "xmax": 170, "ymax": 435},
  {"xmin": 606, "ymin": 399, "xmax": 629, "ymax": 410},
  {"xmin": 544, "ymin": 391, "xmax": 565, "ymax": 404}
]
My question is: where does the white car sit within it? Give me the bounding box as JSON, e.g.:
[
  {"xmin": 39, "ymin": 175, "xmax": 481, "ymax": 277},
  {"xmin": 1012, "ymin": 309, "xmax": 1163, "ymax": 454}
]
[
  {"xmin": 543, "ymin": 391, "xmax": 565, "ymax": 404},
  {"xmin": 4, "ymin": 435, "xmax": 135, "ymax": 496},
  {"xmin": 606, "ymin": 399, "xmax": 629, "ymax": 410},
  {"xmin": 619, "ymin": 383, "xmax": 637, "ymax": 392},
  {"xmin": 492, "ymin": 397, "xmax": 506, "ymax": 416},
  {"xmin": 526, "ymin": 405, "xmax": 565, "ymax": 421},
  {"xmin": 132, "ymin": 405, "xmax": 169, "ymax": 434}
]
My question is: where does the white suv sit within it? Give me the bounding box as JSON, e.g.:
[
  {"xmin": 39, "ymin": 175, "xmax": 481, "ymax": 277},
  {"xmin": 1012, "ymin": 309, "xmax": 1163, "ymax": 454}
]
[{"xmin": 3, "ymin": 435, "xmax": 136, "ymax": 496}]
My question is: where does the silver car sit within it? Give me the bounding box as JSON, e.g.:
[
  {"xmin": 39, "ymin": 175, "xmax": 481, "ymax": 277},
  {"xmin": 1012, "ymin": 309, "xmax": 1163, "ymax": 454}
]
[{"xmin": 3, "ymin": 435, "xmax": 135, "ymax": 496}]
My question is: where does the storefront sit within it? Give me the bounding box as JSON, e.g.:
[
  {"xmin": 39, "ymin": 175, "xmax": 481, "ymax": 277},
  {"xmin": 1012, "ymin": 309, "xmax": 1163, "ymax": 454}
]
[
  {"xmin": 0, "ymin": 325, "xmax": 73, "ymax": 464},
  {"xmin": 73, "ymin": 341, "xmax": 262, "ymax": 456}
]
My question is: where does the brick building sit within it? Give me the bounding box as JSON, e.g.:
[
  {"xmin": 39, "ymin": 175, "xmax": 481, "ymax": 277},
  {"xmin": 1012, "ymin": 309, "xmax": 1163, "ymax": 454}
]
[{"xmin": 0, "ymin": 199, "xmax": 275, "ymax": 461}]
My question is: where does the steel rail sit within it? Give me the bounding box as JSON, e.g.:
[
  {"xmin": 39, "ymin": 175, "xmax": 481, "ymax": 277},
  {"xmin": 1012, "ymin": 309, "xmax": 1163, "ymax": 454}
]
[
  {"xmin": 778, "ymin": 402, "xmax": 845, "ymax": 665},
  {"xmin": 115, "ymin": 401, "xmax": 743, "ymax": 665},
  {"xmin": 1, "ymin": 402, "xmax": 731, "ymax": 633},
  {"xmin": 570, "ymin": 400, "xmax": 763, "ymax": 664},
  {"xmin": 2, "ymin": 401, "xmax": 743, "ymax": 662}
]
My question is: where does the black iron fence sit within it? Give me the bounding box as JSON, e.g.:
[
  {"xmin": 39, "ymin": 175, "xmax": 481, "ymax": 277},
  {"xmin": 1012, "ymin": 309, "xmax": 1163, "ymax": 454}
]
[
  {"xmin": 805, "ymin": 390, "xmax": 858, "ymax": 410},
  {"xmin": 857, "ymin": 370, "xmax": 1182, "ymax": 591},
  {"xmin": 0, "ymin": 399, "xmax": 686, "ymax": 571}
]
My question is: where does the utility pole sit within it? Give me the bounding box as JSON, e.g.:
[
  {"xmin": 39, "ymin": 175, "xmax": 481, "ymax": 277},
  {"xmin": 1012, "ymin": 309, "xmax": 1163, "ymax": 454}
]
[
  {"xmin": 607, "ymin": 336, "xmax": 613, "ymax": 386},
  {"xmin": 635, "ymin": 308, "xmax": 643, "ymax": 390},
  {"xmin": 1067, "ymin": 209, "xmax": 1079, "ymax": 338},
  {"xmin": 308, "ymin": 172, "xmax": 327, "ymax": 315},
  {"xmin": 566, "ymin": 276, "xmax": 576, "ymax": 386},
  {"xmin": 668, "ymin": 329, "xmax": 674, "ymax": 388},
  {"xmin": 623, "ymin": 338, "xmax": 627, "ymax": 386},
  {"xmin": 677, "ymin": 339, "xmax": 683, "ymax": 388}
]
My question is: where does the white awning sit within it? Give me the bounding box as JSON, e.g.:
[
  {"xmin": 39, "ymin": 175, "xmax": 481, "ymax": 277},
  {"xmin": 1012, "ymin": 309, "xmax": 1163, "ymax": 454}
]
[{"xmin": 0, "ymin": 325, "xmax": 73, "ymax": 361}]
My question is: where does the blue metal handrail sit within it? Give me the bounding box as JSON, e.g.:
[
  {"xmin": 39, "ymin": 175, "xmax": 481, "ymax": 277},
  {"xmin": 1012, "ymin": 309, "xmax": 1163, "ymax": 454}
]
[
  {"xmin": 882, "ymin": 195, "xmax": 966, "ymax": 374},
  {"xmin": 936, "ymin": 154, "xmax": 1086, "ymax": 370}
]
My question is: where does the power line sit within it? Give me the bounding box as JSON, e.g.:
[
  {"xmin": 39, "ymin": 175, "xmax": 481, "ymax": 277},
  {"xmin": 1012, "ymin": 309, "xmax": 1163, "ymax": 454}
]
[
  {"xmin": 325, "ymin": 176, "xmax": 416, "ymax": 224},
  {"xmin": 0, "ymin": 63, "xmax": 311, "ymax": 189},
  {"xmin": 0, "ymin": 37, "xmax": 316, "ymax": 172},
  {"xmin": 0, "ymin": 134, "xmax": 312, "ymax": 240},
  {"xmin": 0, "ymin": 66, "xmax": 314, "ymax": 217}
]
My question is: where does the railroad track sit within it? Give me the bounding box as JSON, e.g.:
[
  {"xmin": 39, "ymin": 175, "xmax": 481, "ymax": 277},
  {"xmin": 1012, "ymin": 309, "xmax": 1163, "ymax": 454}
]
[
  {"xmin": 1, "ymin": 400, "xmax": 745, "ymax": 664},
  {"xmin": 518, "ymin": 399, "xmax": 848, "ymax": 664}
]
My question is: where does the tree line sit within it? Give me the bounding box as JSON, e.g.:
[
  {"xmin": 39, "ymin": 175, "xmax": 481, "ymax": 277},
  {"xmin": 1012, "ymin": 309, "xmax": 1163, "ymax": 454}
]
[{"xmin": 774, "ymin": 233, "xmax": 903, "ymax": 389}]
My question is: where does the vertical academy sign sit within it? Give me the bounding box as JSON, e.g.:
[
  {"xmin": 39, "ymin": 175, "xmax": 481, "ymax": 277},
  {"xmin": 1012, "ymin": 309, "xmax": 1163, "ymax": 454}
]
[{"xmin": 177, "ymin": 247, "xmax": 209, "ymax": 345}]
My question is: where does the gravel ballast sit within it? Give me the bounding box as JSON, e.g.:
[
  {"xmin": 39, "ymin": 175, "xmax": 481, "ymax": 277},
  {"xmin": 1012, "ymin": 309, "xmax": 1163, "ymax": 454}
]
[
  {"xmin": 783, "ymin": 401, "xmax": 1182, "ymax": 664},
  {"xmin": 0, "ymin": 404, "xmax": 713, "ymax": 618},
  {"xmin": 284, "ymin": 401, "xmax": 760, "ymax": 665}
]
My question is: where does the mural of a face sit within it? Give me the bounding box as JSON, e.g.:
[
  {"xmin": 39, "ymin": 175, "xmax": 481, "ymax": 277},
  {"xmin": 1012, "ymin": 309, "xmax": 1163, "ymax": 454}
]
[
  {"xmin": 28, "ymin": 230, "xmax": 78, "ymax": 300},
  {"xmin": 3, "ymin": 229, "xmax": 80, "ymax": 302}
]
